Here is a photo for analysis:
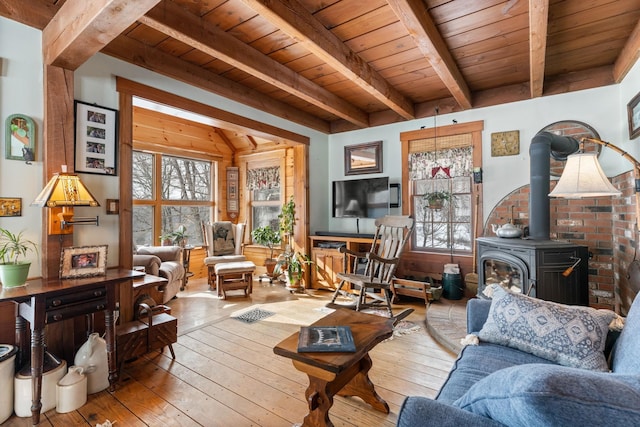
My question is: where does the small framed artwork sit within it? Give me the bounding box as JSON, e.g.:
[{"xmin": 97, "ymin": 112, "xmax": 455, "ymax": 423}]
[
  {"xmin": 60, "ymin": 245, "xmax": 108, "ymax": 279},
  {"xmin": 0, "ymin": 198, "xmax": 22, "ymax": 217},
  {"xmin": 345, "ymin": 141, "xmax": 383, "ymax": 175},
  {"xmin": 5, "ymin": 114, "xmax": 35, "ymax": 161},
  {"xmin": 74, "ymin": 100, "xmax": 118, "ymax": 175},
  {"xmin": 628, "ymin": 92, "xmax": 640, "ymax": 140},
  {"xmin": 106, "ymin": 199, "xmax": 119, "ymax": 215}
]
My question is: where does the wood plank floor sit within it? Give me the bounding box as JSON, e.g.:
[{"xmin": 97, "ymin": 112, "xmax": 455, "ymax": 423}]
[{"xmin": 3, "ymin": 278, "xmax": 455, "ymax": 426}]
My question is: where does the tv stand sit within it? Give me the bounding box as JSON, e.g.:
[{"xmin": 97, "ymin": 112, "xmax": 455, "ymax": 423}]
[{"xmin": 309, "ymin": 235, "xmax": 375, "ymax": 290}]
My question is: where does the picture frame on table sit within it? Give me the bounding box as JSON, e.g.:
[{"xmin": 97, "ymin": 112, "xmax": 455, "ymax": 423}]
[
  {"xmin": 628, "ymin": 91, "xmax": 640, "ymax": 140},
  {"xmin": 344, "ymin": 140, "xmax": 383, "ymax": 176},
  {"xmin": 74, "ymin": 100, "xmax": 118, "ymax": 175},
  {"xmin": 60, "ymin": 245, "xmax": 108, "ymax": 279}
]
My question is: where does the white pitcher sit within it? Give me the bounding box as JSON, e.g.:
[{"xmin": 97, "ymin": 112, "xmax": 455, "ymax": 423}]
[{"xmin": 74, "ymin": 333, "xmax": 109, "ymax": 394}]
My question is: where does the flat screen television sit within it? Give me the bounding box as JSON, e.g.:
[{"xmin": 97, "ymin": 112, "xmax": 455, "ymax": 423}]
[{"xmin": 333, "ymin": 177, "xmax": 389, "ymax": 218}]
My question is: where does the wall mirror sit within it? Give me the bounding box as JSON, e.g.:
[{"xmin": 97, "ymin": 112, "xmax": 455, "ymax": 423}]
[{"xmin": 344, "ymin": 140, "xmax": 383, "ymax": 175}]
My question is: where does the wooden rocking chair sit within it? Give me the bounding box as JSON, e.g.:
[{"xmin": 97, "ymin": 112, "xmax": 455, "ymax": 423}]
[{"xmin": 327, "ymin": 215, "xmax": 415, "ymax": 321}]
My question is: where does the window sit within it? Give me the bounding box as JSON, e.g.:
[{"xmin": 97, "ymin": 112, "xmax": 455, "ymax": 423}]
[
  {"xmin": 247, "ymin": 166, "xmax": 281, "ymax": 234},
  {"xmin": 400, "ymin": 121, "xmax": 483, "ymax": 255},
  {"xmin": 132, "ymin": 151, "xmax": 213, "ymax": 246},
  {"xmin": 412, "ymin": 176, "xmax": 472, "ymax": 251}
]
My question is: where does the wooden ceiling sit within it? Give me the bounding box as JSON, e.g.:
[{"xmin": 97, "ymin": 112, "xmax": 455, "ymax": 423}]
[{"xmin": 3, "ymin": 0, "xmax": 640, "ymax": 139}]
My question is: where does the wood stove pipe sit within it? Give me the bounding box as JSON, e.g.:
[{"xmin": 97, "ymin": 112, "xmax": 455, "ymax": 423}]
[{"xmin": 529, "ymin": 132, "xmax": 580, "ymax": 240}]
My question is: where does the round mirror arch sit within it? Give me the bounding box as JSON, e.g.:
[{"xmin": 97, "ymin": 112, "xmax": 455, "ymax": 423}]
[{"xmin": 539, "ymin": 120, "xmax": 601, "ymax": 177}]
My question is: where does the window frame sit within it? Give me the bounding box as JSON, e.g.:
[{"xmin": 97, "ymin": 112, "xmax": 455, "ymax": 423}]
[
  {"xmin": 400, "ymin": 121, "xmax": 484, "ymax": 255},
  {"xmin": 132, "ymin": 149, "xmax": 215, "ymax": 246}
]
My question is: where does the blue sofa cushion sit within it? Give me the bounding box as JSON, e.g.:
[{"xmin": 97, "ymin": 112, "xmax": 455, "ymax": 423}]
[
  {"xmin": 436, "ymin": 342, "xmax": 555, "ymax": 404},
  {"xmin": 479, "ymin": 286, "xmax": 615, "ymax": 371},
  {"xmin": 612, "ymin": 289, "xmax": 640, "ymax": 375},
  {"xmin": 454, "ymin": 364, "xmax": 640, "ymax": 427}
]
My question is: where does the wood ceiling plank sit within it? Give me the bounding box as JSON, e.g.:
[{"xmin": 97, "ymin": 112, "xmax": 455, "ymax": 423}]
[
  {"xmin": 312, "ymin": 0, "xmax": 387, "ymax": 28},
  {"xmin": 241, "ymin": 0, "xmax": 416, "ymax": 120},
  {"xmin": 0, "ymin": 0, "xmax": 61, "ymax": 29},
  {"xmin": 456, "ymin": 40, "xmax": 529, "ymax": 69},
  {"xmin": 106, "ymin": 37, "xmax": 329, "ymax": 134},
  {"xmin": 202, "ymin": 0, "xmax": 258, "ymax": 31},
  {"xmin": 42, "ymin": 0, "xmax": 161, "ymax": 69},
  {"xmin": 387, "ymin": 0, "xmax": 472, "ymax": 109},
  {"xmin": 141, "ymin": 0, "xmax": 369, "ymax": 127},
  {"xmin": 444, "ymin": 14, "xmax": 529, "ymax": 50},
  {"xmin": 355, "ymin": 35, "xmax": 416, "ymax": 62},
  {"xmin": 529, "ymin": 0, "xmax": 549, "ymax": 98},
  {"xmin": 344, "ymin": 21, "xmax": 412, "ymax": 53},
  {"xmin": 172, "ymin": 0, "xmax": 227, "ymax": 17},
  {"xmin": 435, "ymin": 0, "xmax": 528, "ymax": 37},
  {"xmin": 545, "ymin": 39, "xmax": 626, "ymax": 75},
  {"xmin": 329, "ymin": 5, "xmax": 400, "ymax": 42}
]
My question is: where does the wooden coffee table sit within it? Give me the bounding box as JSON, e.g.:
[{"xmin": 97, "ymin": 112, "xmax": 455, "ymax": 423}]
[{"xmin": 273, "ymin": 308, "xmax": 394, "ymax": 427}]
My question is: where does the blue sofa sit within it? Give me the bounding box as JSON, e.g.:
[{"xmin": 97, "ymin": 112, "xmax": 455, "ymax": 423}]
[{"xmin": 398, "ymin": 291, "xmax": 640, "ymax": 426}]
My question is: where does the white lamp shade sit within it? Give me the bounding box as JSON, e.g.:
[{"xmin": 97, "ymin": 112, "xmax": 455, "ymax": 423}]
[{"xmin": 549, "ymin": 153, "xmax": 621, "ymax": 198}]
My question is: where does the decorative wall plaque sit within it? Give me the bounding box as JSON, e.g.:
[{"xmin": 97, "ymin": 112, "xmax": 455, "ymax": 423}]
[{"xmin": 491, "ymin": 131, "xmax": 520, "ymax": 157}]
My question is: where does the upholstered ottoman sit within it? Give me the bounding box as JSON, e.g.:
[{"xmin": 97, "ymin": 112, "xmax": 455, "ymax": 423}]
[{"xmin": 213, "ymin": 261, "xmax": 256, "ymax": 298}]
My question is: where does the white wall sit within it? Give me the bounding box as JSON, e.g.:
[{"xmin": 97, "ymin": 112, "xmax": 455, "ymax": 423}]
[
  {"xmin": 0, "ymin": 18, "xmax": 44, "ymax": 276},
  {"xmin": 327, "ymin": 66, "xmax": 640, "ymax": 235}
]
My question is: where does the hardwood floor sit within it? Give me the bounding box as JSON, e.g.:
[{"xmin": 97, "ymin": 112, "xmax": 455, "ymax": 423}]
[{"xmin": 4, "ymin": 278, "xmax": 455, "ymax": 426}]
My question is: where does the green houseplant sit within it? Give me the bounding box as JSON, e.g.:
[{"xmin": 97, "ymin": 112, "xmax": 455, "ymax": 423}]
[
  {"xmin": 278, "ymin": 196, "xmax": 296, "ymax": 251},
  {"xmin": 0, "ymin": 228, "xmax": 38, "ymax": 287},
  {"xmin": 171, "ymin": 225, "xmax": 189, "ymax": 247},
  {"xmin": 275, "ymin": 251, "xmax": 313, "ymax": 291},
  {"xmin": 251, "ymin": 225, "xmax": 281, "ymax": 276},
  {"xmin": 424, "ymin": 190, "xmax": 451, "ymax": 210}
]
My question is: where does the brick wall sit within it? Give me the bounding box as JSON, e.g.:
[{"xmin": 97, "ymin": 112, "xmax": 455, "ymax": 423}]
[{"xmin": 485, "ymin": 170, "xmax": 637, "ymax": 312}]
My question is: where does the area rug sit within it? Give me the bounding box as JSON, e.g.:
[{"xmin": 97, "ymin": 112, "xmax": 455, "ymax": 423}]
[{"xmin": 231, "ymin": 307, "xmax": 276, "ymax": 323}]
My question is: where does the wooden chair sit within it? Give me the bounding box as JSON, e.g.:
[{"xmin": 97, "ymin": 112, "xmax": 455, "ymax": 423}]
[
  {"xmin": 328, "ymin": 215, "xmax": 415, "ymax": 319},
  {"xmin": 201, "ymin": 221, "xmax": 247, "ymax": 289}
]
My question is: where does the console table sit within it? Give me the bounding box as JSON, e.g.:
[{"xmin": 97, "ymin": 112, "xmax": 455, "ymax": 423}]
[
  {"xmin": 0, "ymin": 268, "xmax": 142, "ymax": 426},
  {"xmin": 309, "ymin": 235, "xmax": 375, "ymax": 290}
]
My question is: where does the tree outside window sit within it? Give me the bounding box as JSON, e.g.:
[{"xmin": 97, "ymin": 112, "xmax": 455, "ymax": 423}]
[{"xmin": 133, "ymin": 151, "xmax": 213, "ymax": 246}]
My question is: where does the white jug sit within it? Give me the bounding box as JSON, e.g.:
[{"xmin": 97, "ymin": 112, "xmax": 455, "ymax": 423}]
[
  {"xmin": 56, "ymin": 365, "xmax": 87, "ymax": 413},
  {"xmin": 74, "ymin": 333, "xmax": 109, "ymax": 394}
]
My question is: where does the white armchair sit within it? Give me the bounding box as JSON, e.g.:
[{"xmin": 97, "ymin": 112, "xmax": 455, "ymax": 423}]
[
  {"xmin": 133, "ymin": 246, "xmax": 185, "ymax": 303},
  {"xmin": 202, "ymin": 222, "xmax": 247, "ymax": 288}
]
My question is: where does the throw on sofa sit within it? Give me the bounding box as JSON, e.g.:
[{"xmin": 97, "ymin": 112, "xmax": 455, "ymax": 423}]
[
  {"xmin": 398, "ymin": 286, "xmax": 640, "ymax": 427},
  {"xmin": 133, "ymin": 246, "xmax": 185, "ymax": 303}
]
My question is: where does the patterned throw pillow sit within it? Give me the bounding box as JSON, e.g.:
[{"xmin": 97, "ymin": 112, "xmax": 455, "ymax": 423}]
[
  {"xmin": 478, "ymin": 285, "xmax": 616, "ymax": 371},
  {"xmin": 212, "ymin": 222, "xmax": 235, "ymax": 256}
]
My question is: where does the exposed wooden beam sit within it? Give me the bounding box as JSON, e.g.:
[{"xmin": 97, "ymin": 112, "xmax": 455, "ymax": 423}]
[
  {"xmin": 386, "ymin": 0, "xmax": 472, "ymax": 110},
  {"xmin": 529, "ymin": 0, "xmax": 549, "ymax": 98},
  {"xmin": 116, "ymin": 77, "xmax": 311, "ymax": 146},
  {"xmin": 141, "ymin": 0, "xmax": 368, "ymax": 128},
  {"xmin": 240, "ymin": 0, "xmax": 415, "ymax": 120},
  {"xmin": 215, "ymin": 129, "xmax": 237, "ymax": 154},
  {"xmin": 614, "ymin": 19, "xmax": 640, "ymax": 83},
  {"xmin": 104, "ymin": 36, "xmax": 329, "ymax": 134},
  {"xmin": 246, "ymin": 136, "xmax": 259, "ymax": 150},
  {"xmin": 42, "ymin": 0, "xmax": 160, "ymax": 70}
]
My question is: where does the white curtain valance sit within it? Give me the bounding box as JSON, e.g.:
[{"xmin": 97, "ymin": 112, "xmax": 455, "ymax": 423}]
[
  {"xmin": 247, "ymin": 166, "xmax": 280, "ymax": 190},
  {"xmin": 409, "ymin": 146, "xmax": 473, "ymax": 181}
]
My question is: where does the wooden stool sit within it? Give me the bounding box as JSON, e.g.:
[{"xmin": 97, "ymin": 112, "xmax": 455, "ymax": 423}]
[{"xmin": 213, "ymin": 261, "xmax": 256, "ymax": 299}]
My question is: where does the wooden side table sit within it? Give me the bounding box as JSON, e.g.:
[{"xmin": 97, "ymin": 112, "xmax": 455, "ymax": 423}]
[
  {"xmin": 274, "ymin": 309, "xmax": 393, "ymax": 427},
  {"xmin": 0, "ymin": 269, "xmax": 142, "ymax": 426}
]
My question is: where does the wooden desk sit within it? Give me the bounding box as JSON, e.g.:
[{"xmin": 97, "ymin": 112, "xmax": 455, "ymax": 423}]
[
  {"xmin": 274, "ymin": 309, "xmax": 393, "ymax": 427},
  {"xmin": 0, "ymin": 268, "xmax": 142, "ymax": 426}
]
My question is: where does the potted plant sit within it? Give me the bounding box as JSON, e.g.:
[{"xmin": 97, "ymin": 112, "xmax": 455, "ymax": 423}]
[
  {"xmin": 278, "ymin": 196, "xmax": 296, "ymax": 251},
  {"xmin": 172, "ymin": 225, "xmax": 189, "ymax": 247},
  {"xmin": 275, "ymin": 251, "xmax": 313, "ymax": 291},
  {"xmin": 424, "ymin": 190, "xmax": 451, "ymax": 210},
  {"xmin": 251, "ymin": 225, "xmax": 281, "ymax": 276},
  {"xmin": 159, "ymin": 232, "xmax": 174, "ymax": 246},
  {"xmin": 0, "ymin": 228, "xmax": 38, "ymax": 287}
]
